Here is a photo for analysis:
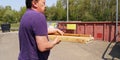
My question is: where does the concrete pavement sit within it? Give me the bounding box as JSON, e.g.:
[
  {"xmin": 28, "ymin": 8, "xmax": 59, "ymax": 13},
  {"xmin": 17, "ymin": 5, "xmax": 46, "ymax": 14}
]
[{"xmin": 0, "ymin": 32, "xmax": 120, "ymax": 60}]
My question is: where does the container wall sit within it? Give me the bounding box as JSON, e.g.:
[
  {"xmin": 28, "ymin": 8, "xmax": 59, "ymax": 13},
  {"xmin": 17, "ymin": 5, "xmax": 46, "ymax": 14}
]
[
  {"xmin": 85, "ymin": 24, "xmax": 94, "ymax": 36},
  {"xmin": 94, "ymin": 24, "xmax": 104, "ymax": 40},
  {"xmin": 58, "ymin": 22, "xmax": 120, "ymax": 42},
  {"xmin": 77, "ymin": 24, "xmax": 85, "ymax": 34}
]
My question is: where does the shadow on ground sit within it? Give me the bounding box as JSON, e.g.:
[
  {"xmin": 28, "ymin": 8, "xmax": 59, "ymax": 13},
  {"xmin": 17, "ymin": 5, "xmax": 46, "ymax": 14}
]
[
  {"xmin": 102, "ymin": 42, "xmax": 120, "ymax": 60},
  {"xmin": 109, "ymin": 42, "xmax": 120, "ymax": 60}
]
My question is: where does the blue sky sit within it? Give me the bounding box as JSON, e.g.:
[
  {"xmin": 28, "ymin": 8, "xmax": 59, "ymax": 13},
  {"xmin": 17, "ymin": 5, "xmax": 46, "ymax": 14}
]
[{"xmin": 0, "ymin": 0, "xmax": 57, "ymax": 11}]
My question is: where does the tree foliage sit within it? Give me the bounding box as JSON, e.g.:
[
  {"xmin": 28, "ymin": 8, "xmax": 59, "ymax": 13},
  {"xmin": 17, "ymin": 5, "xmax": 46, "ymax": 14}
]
[
  {"xmin": 45, "ymin": 0, "xmax": 120, "ymax": 21},
  {"xmin": 0, "ymin": 0, "xmax": 119, "ymax": 24},
  {"xmin": 45, "ymin": 0, "xmax": 66, "ymax": 21},
  {"xmin": 0, "ymin": 6, "xmax": 26, "ymax": 24}
]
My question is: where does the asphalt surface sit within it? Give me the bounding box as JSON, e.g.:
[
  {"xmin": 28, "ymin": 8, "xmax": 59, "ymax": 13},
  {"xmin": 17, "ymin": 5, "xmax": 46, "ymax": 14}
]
[{"xmin": 0, "ymin": 31, "xmax": 120, "ymax": 60}]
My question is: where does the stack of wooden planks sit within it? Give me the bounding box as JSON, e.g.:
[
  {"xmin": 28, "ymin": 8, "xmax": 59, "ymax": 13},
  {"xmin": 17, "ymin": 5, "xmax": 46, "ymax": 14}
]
[{"xmin": 48, "ymin": 33, "xmax": 94, "ymax": 43}]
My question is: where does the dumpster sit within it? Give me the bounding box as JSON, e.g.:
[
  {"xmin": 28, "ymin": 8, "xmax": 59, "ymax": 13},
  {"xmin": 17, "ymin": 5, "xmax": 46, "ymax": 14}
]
[
  {"xmin": 57, "ymin": 21, "xmax": 120, "ymax": 42},
  {"xmin": 1, "ymin": 23, "xmax": 11, "ymax": 32}
]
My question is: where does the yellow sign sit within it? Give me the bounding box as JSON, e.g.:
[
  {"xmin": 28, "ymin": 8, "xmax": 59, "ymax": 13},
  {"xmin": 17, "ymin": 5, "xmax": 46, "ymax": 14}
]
[{"xmin": 67, "ymin": 24, "xmax": 76, "ymax": 30}]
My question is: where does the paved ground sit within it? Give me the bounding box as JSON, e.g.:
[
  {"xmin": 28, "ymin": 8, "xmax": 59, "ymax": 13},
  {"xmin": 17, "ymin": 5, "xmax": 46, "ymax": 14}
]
[{"xmin": 0, "ymin": 31, "xmax": 120, "ymax": 60}]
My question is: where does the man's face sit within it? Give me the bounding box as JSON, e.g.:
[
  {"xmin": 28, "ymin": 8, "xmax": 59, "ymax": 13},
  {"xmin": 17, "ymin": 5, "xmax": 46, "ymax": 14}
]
[{"xmin": 36, "ymin": 0, "xmax": 46, "ymax": 13}]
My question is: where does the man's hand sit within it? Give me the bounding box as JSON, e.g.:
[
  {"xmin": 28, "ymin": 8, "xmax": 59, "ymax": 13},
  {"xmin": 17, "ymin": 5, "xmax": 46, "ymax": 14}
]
[
  {"xmin": 52, "ymin": 36, "xmax": 61, "ymax": 45},
  {"xmin": 56, "ymin": 29, "xmax": 64, "ymax": 36}
]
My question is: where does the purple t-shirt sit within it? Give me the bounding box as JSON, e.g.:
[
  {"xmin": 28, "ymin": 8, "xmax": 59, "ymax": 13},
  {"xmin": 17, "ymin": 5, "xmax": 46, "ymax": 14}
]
[{"xmin": 18, "ymin": 9, "xmax": 50, "ymax": 60}]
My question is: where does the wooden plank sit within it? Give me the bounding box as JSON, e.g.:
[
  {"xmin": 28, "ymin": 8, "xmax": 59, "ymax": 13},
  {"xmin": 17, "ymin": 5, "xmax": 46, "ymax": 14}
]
[
  {"xmin": 48, "ymin": 35, "xmax": 94, "ymax": 43},
  {"xmin": 49, "ymin": 33, "xmax": 91, "ymax": 37}
]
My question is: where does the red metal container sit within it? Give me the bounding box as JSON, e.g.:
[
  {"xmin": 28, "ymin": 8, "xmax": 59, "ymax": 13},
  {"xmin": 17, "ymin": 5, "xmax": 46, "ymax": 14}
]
[{"xmin": 57, "ymin": 21, "xmax": 120, "ymax": 42}]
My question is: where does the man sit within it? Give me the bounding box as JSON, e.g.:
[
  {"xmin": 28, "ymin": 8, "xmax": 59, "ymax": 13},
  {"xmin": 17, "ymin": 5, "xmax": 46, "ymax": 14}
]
[{"xmin": 18, "ymin": 0, "xmax": 64, "ymax": 60}]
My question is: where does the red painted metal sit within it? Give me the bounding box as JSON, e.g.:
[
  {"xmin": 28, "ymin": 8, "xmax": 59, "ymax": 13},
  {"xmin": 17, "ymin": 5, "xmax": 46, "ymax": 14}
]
[{"xmin": 57, "ymin": 21, "xmax": 120, "ymax": 42}]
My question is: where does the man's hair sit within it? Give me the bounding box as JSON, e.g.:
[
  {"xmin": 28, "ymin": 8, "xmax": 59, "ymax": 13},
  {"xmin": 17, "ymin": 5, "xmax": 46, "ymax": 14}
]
[{"xmin": 26, "ymin": 0, "xmax": 38, "ymax": 8}]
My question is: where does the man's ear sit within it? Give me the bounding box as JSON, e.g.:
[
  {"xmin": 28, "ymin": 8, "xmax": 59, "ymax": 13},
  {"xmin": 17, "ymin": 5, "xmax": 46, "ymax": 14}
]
[{"xmin": 32, "ymin": 0, "xmax": 38, "ymax": 8}]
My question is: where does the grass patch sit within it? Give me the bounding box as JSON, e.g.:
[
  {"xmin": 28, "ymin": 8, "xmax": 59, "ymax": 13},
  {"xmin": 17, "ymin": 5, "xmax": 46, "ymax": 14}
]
[
  {"xmin": 11, "ymin": 23, "xmax": 20, "ymax": 28},
  {"xmin": 10, "ymin": 23, "xmax": 20, "ymax": 31}
]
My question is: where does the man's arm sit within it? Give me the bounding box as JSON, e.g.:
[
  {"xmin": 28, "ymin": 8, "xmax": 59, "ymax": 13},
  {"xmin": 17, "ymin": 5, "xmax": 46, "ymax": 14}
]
[
  {"xmin": 48, "ymin": 28, "xmax": 64, "ymax": 35},
  {"xmin": 36, "ymin": 28, "xmax": 64, "ymax": 52},
  {"xmin": 36, "ymin": 36, "xmax": 60, "ymax": 52}
]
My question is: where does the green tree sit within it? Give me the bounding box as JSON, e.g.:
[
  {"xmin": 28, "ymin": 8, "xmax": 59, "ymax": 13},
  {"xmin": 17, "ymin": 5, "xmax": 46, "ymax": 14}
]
[
  {"xmin": 2, "ymin": 6, "xmax": 15, "ymax": 23},
  {"xmin": 19, "ymin": 7, "xmax": 26, "ymax": 21},
  {"xmin": 45, "ymin": 0, "xmax": 66, "ymax": 21},
  {"xmin": 45, "ymin": 6, "xmax": 57, "ymax": 20},
  {"xmin": 55, "ymin": 0, "xmax": 66, "ymax": 20},
  {"xmin": 0, "ymin": 6, "xmax": 5, "ymax": 24}
]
